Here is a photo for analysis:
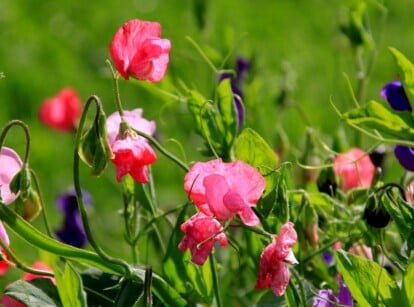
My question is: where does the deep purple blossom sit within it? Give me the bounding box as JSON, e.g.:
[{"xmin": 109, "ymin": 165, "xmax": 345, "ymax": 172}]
[
  {"xmin": 381, "ymin": 81, "xmax": 411, "ymax": 111},
  {"xmin": 55, "ymin": 188, "xmax": 92, "ymax": 248},
  {"xmin": 381, "ymin": 80, "xmax": 414, "ymax": 171}
]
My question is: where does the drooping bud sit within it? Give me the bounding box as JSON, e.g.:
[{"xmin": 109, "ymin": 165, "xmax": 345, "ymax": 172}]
[
  {"xmin": 301, "ymin": 203, "xmax": 319, "ymax": 248},
  {"xmin": 79, "ymin": 110, "xmax": 114, "ymax": 176},
  {"xmin": 317, "ymin": 156, "xmax": 337, "ymax": 196},
  {"xmin": 20, "ymin": 189, "xmax": 42, "ymax": 221},
  {"xmin": 362, "ymin": 193, "xmax": 391, "ymax": 228}
]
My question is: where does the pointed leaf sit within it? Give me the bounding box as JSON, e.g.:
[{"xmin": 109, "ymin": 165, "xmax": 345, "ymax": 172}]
[
  {"xmin": 342, "ymin": 100, "xmax": 414, "ymax": 139},
  {"xmin": 403, "ymin": 261, "xmax": 414, "ymax": 306},
  {"xmin": 54, "ymin": 262, "xmax": 87, "ymax": 307},
  {"xmin": 335, "ymin": 250, "xmax": 401, "ymax": 307},
  {"xmin": 217, "ymin": 78, "xmax": 237, "ymax": 147},
  {"xmin": 233, "ymin": 128, "xmax": 278, "ymax": 197},
  {"xmin": 389, "ymin": 47, "xmax": 414, "ymax": 104},
  {"xmin": 5, "ymin": 279, "xmax": 61, "ymax": 307}
]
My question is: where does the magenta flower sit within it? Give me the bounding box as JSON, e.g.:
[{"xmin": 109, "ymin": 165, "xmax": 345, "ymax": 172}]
[
  {"xmin": 178, "ymin": 212, "xmax": 228, "ymax": 265},
  {"xmin": 0, "ymin": 147, "xmax": 23, "ymax": 205},
  {"xmin": 255, "ymin": 222, "xmax": 298, "ymax": 296},
  {"xmin": 333, "ymin": 148, "xmax": 375, "ymax": 191},
  {"xmin": 38, "ymin": 87, "xmax": 82, "ymax": 132},
  {"xmin": 110, "ymin": 19, "xmax": 171, "ymax": 82},
  {"xmin": 184, "ymin": 159, "xmax": 265, "ymax": 226},
  {"xmin": 106, "ymin": 109, "xmax": 157, "ymax": 183}
]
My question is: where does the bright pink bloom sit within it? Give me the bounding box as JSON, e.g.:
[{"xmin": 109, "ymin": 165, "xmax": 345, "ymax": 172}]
[
  {"xmin": 0, "ymin": 147, "xmax": 23, "ymax": 205},
  {"xmin": 106, "ymin": 109, "xmax": 157, "ymax": 183},
  {"xmin": 110, "ymin": 19, "xmax": 171, "ymax": 82},
  {"xmin": 184, "ymin": 159, "xmax": 265, "ymax": 226},
  {"xmin": 255, "ymin": 222, "xmax": 298, "ymax": 296},
  {"xmin": 0, "ymin": 295, "xmax": 25, "ymax": 307},
  {"xmin": 23, "ymin": 260, "xmax": 55, "ymax": 284},
  {"xmin": 178, "ymin": 212, "xmax": 228, "ymax": 265},
  {"xmin": 38, "ymin": 88, "xmax": 82, "ymax": 132},
  {"xmin": 334, "ymin": 148, "xmax": 375, "ymax": 191}
]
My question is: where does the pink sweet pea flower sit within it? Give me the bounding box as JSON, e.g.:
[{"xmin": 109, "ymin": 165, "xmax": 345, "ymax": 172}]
[
  {"xmin": 178, "ymin": 212, "xmax": 228, "ymax": 265},
  {"xmin": 0, "ymin": 250, "xmax": 9, "ymax": 275},
  {"xmin": 0, "ymin": 147, "xmax": 23, "ymax": 205},
  {"xmin": 38, "ymin": 87, "xmax": 82, "ymax": 132},
  {"xmin": 106, "ymin": 109, "xmax": 157, "ymax": 183},
  {"xmin": 110, "ymin": 19, "xmax": 171, "ymax": 82},
  {"xmin": 184, "ymin": 159, "xmax": 265, "ymax": 226},
  {"xmin": 0, "ymin": 295, "xmax": 25, "ymax": 307},
  {"xmin": 333, "ymin": 148, "xmax": 375, "ymax": 191},
  {"xmin": 255, "ymin": 222, "xmax": 298, "ymax": 296}
]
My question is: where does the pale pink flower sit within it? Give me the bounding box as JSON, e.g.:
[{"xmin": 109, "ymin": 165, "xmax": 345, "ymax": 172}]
[
  {"xmin": 405, "ymin": 181, "xmax": 414, "ymax": 205},
  {"xmin": 184, "ymin": 159, "xmax": 265, "ymax": 226},
  {"xmin": 178, "ymin": 212, "xmax": 228, "ymax": 265},
  {"xmin": 106, "ymin": 109, "xmax": 157, "ymax": 183},
  {"xmin": 348, "ymin": 242, "xmax": 373, "ymax": 260},
  {"xmin": 334, "ymin": 148, "xmax": 375, "ymax": 191},
  {"xmin": 110, "ymin": 19, "xmax": 171, "ymax": 82},
  {"xmin": 0, "ymin": 222, "xmax": 9, "ymax": 252},
  {"xmin": 255, "ymin": 222, "xmax": 298, "ymax": 296},
  {"xmin": 0, "ymin": 147, "xmax": 23, "ymax": 205}
]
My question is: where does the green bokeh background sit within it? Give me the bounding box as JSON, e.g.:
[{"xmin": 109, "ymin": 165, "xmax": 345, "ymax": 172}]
[{"xmin": 1, "ymin": 0, "xmax": 413, "ymax": 289}]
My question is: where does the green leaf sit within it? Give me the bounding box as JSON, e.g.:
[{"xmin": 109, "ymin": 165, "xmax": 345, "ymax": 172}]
[
  {"xmin": 403, "ymin": 261, "xmax": 414, "ymax": 306},
  {"xmin": 5, "ymin": 279, "xmax": 62, "ymax": 307},
  {"xmin": 162, "ymin": 207, "xmax": 213, "ymax": 304},
  {"xmin": 81, "ymin": 268, "xmax": 121, "ymax": 306},
  {"xmin": 389, "ymin": 47, "xmax": 414, "ymax": 104},
  {"xmin": 342, "ymin": 100, "xmax": 414, "ymax": 140},
  {"xmin": 335, "ymin": 250, "xmax": 401, "ymax": 306},
  {"xmin": 55, "ymin": 262, "xmax": 87, "ymax": 307},
  {"xmin": 112, "ymin": 278, "xmax": 143, "ymax": 307},
  {"xmin": 217, "ymin": 78, "xmax": 237, "ymax": 147},
  {"xmin": 382, "ymin": 195, "xmax": 414, "ymax": 238},
  {"xmin": 232, "ymin": 128, "xmax": 278, "ymax": 197}
]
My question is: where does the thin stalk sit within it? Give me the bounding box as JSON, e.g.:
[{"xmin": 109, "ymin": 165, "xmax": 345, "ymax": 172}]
[
  {"xmin": 210, "ymin": 253, "xmax": 223, "ymax": 307},
  {"xmin": 106, "ymin": 59, "xmax": 124, "ymax": 117},
  {"xmin": 73, "ymin": 95, "xmax": 133, "ymax": 278},
  {"xmin": 30, "ymin": 169, "xmax": 53, "ymax": 238}
]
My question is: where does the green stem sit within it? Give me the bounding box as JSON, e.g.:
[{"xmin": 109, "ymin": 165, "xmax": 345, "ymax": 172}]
[
  {"xmin": 0, "ymin": 205, "xmax": 125, "ymax": 276},
  {"xmin": 209, "ymin": 253, "xmax": 223, "ymax": 307},
  {"xmin": 73, "ymin": 95, "xmax": 133, "ymax": 278},
  {"xmin": 106, "ymin": 59, "xmax": 124, "ymax": 117},
  {"xmin": 30, "ymin": 169, "xmax": 53, "ymax": 238},
  {"xmin": 0, "ymin": 120, "xmax": 31, "ymax": 164},
  {"xmin": 186, "ymin": 36, "xmax": 218, "ymax": 74},
  {"xmin": 133, "ymin": 129, "xmax": 189, "ymax": 172},
  {"xmin": 0, "ymin": 238, "xmax": 54, "ymax": 278}
]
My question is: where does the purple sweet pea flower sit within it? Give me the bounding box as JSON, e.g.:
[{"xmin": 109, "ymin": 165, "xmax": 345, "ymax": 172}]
[
  {"xmin": 381, "ymin": 81, "xmax": 411, "ymax": 112},
  {"xmin": 55, "ymin": 188, "xmax": 92, "ymax": 248},
  {"xmin": 381, "ymin": 80, "xmax": 414, "ymax": 171},
  {"xmin": 313, "ymin": 281, "xmax": 354, "ymax": 307}
]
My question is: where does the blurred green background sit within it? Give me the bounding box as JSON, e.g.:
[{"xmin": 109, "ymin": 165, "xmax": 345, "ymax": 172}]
[{"xmin": 1, "ymin": 0, "xmax": 413, "ymax": 288}]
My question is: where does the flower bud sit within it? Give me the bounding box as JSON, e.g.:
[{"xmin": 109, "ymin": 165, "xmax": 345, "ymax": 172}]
[
  {"xmin": 317, "ymin": 157, "xmax": 337, "ymax": 196},
  {"xmin": 362, "ymin": 193, "xmax": 391, "ymax": 228},
  {"xmin": 79, "ymin": 111, "xmax": 114, "ymax": 176},
  {"xmin": 21, "ymin": 189, "xmax": 42, "ymax": 221},
  {"xmin": 302, "ymin": 204, "xmax": 319, "ymax": 248}
]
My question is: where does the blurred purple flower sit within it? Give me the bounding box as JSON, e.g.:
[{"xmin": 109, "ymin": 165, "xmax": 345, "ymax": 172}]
[
  {"xmin": 381, "ymin": 80, "xmax": 414, "ymax": 171},
  {"xmin": 55, "ymin": 188, "xmax": 92, "ymax": 248},
  {"xmin": 218, "ymin": 56, "xmax": 250, "ymax": 129},
  {"xmin": 313, "ymin": 281, "xmax": 353, "ymax": 307},
  {"xmin": 381, "ymin": 81, "xmax": 411, "ymax": 111}
]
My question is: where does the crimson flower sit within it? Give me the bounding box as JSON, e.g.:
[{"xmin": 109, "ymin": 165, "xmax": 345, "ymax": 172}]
[
  {"xmin": 333, "ymin": 148, "xmax": 375, "ymax": 191},
  {"xmin": 110, "ymin": 19, "xmax": 171, "ymax": 82},
  {"xmin": 184, "ymin": 159, "xmax": 265, "ymax": 226},
  {"xmin": 38, "ymin": 87, "xmax": 82, "ymax": 132},
  {"xmin": 0, "ymin": 250, "xmax": 9, "ymax": 276},
  {"xmin": 106, "ymin": 109, "xmax": 157, "ymax": 183},
  {"xmin": 178, "ymin": 212, "xmax": 228, "ymax": 265},
  {"xmin": 255, "ymin": 222, "xmax": 298, "ymax": 296}
]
